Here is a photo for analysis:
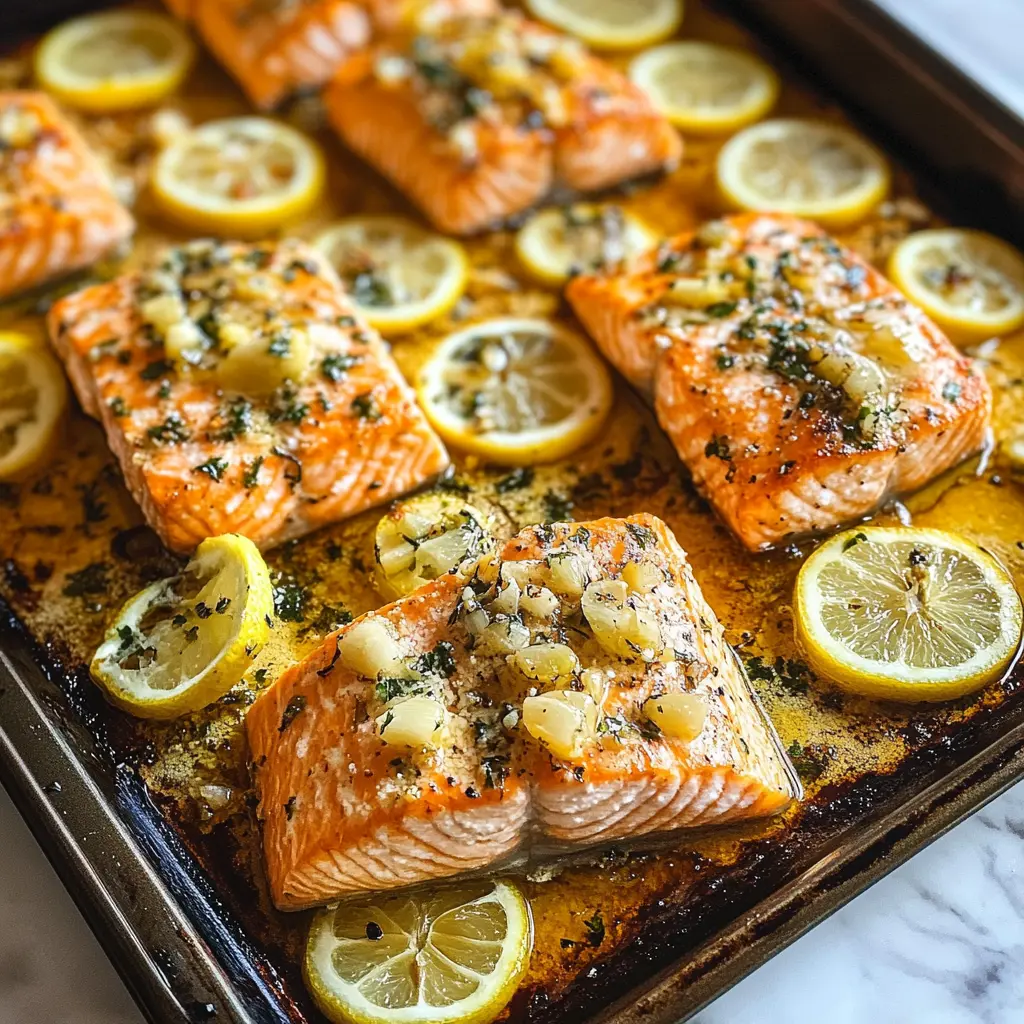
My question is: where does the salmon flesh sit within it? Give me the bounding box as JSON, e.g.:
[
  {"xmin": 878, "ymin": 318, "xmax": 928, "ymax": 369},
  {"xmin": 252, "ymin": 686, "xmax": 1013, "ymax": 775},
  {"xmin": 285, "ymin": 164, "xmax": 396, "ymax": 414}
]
[
  {"xmin": 324, "ymin": 11, "xmax": 682, "ymax": 234},
  {"xmin": 0, "ymin": 91, "xmax": 134, "ymax": 300},
  {"xmin": 567, "ymin": 214, "xmax": 992, "ymax": 551},
  {"xmin": 247, "ymin": 514, "xmax": 797, "ymax": 909},
  {"xmin": 47, "ymin": 238, "xmax": 449, "ymax": 555}
]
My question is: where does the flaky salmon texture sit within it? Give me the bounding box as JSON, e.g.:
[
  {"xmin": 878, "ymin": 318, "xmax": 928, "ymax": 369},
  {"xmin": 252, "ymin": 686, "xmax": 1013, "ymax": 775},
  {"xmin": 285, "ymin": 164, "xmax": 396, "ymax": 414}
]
[
  {"xmin": 47, "ymin": 238, "xmax": 449, "ymax": 555},
  {"xmin": 324, "ymin": 11, "xmax": 682, "ymax": 234},
  {"xmin": 0, "ymin": 91, "xmax": 134, "ymax": 300},
  {"xmin": 567, "ymin": 213, "xmax": 992, "ymax": 552},
  {"xmin": 247, "ymin": 514, "xmax": 797, "ymax": 909},
  {"xmin": 168, "ymin": 0, "xmax": 496, "ymax": 109}
]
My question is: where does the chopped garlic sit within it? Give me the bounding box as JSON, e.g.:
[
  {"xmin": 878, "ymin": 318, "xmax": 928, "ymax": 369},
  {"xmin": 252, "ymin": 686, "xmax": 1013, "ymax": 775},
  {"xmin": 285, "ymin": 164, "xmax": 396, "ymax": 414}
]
[
  {"xmin": 513, "ymin": 642, "xmax": 580, "ymax": 685},
  {"xmin": 376, "ymin": 695, "xmax": 445, "ymax": 749},
  {"xmin": 643, "ymin": 693, "xmax": 707, "ymax": 742},
  {"xmin": 522, "ymin": 690, "xmax": 597, "ymax": 760},
  {"xmin": 338, "ymin": 617, "xmax": 407, "ymax": 678}
]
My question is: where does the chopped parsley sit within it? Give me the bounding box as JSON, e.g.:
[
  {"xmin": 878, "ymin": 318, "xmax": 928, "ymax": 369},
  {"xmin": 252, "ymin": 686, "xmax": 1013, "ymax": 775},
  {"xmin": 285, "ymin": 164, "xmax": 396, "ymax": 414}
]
[
  {"xmin": 704, "ymin": 435, "xmax": 731, "ymax": 461},
  {"xmin": 193, "ymin": 457, "xmax": 228, "ymax": 481},
  {"xmin": 140, "ymin": 359, "xmax": 174, "ymax": 381},
  {"xmin": 243, "ymin": 456, "xmax": 264, "ymax": 490},
  {"xmin": 321, "ymin": 353, "xmax": 360, "ymax": 382},
  {"xmin": 147, "ymin": 414, "xmax": 191, "ymax": 444},
  {"xmin": 942, "ymin": 380, "xmax": 962, "ymax": 404},
  {"xmin": 279, "ymin": 695, "xmax": 307, "ymax": 732},
  {"xmin": 412, "ymin": 640, "xmax": 458, "ymax": 679},
  {"xmin": 351, "ymin": 392, "xmax": 382, "ymax": 421},
  {"xmin": 108, "ymin": 396, "xmax": 129, "ymax": 417},
  {"xmin": 583, "ymin": 911, "xmax": 605, "ymax": 947},
  {"xmin": 495, "ymin": 467, "xmax": 535, "ymax": 493},
  {"xmin": 273, "ymin": 582, "xmax": 309, "ymax": 622}
]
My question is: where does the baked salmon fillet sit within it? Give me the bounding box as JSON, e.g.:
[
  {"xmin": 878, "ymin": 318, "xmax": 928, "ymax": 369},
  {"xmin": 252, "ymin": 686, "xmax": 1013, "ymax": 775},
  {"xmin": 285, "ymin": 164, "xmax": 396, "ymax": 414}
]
[
  {"xmin": 47, "ymin": 238, "xmax": 449, "ymax": 555},
  {"xmin": 189, "ymin": 0, "xmax": 495, "ymax": 110},
  {"xmin": 323, "ymin": 11, "xmax": 682, "ymax": 234},
  {"xmin": 567, "ymin": 214, "xmax": 992, "ymax": 551},
  {"xmin": 0, "ymin": 92, "xmax": 134, "ymax": 301},
  {"xmin": 247, "ymin": 514, "xmax": 796, "ymax": 908}
]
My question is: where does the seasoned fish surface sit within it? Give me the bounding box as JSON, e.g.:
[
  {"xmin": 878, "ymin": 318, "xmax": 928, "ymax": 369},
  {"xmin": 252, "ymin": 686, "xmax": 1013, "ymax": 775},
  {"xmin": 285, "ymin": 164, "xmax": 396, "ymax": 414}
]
[
  {"xmin": 567, "ymin": 214, "xmax": 992, "ymax": 550},
  {"xmin": 0, "ymin": 92, "xmax": 134, "ymax": 300},
  {"xmin": 47, "ymin": 239, "xmax": 449, "ymax": 554},
  {"xmin": 188, "ymin": 0, "xmax": 496, "ymax": 109},
  {"xmin": 324, "ymin": 12, "xmax": 682, "ymax": 234},
  {"xmin": 247, "ymin": 514, "xmax": 796, "ymax": 909}
]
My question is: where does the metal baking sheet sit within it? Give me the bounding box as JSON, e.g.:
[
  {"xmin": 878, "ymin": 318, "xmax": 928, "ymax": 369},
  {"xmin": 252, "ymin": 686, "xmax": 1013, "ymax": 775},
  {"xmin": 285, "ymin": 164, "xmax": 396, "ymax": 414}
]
[{"xmin": 2, "ymin": 2, "xmax": 1024, "ymax": 1024}]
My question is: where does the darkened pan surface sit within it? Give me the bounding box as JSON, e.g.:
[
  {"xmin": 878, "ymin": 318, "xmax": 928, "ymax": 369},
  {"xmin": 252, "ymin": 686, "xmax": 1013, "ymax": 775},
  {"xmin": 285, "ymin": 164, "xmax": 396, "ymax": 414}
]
[{"xmin": 2, "ymin": 2, "xmax": 1024, "ymax": 1024}]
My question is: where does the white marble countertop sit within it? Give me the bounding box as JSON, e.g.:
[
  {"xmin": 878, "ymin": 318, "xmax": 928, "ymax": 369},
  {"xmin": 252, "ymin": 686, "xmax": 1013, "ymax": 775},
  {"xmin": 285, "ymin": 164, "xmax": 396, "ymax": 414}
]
[{"xmin": 2, "ymin": 1, "xmax": 1023, "ymax": 1023}]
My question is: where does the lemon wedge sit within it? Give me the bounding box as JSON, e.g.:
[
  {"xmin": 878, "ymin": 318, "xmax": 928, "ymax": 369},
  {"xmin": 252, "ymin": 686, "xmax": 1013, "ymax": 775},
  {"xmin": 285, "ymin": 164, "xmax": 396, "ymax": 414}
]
[
  {"xmin": 304, "ymin": 880, "xmax": 532, "ymax": 1024},
  {"xmin": 417, "ymin": 317, "xmax": 613, "ymax": 466},
  {"xmin": 794, "ymin": 526, "xmax": 1023, "ymax": 703},
  {"xmin": 35, "ymin": 10, "xmax": 194, "ymax": 113},
  {"xmin": 629, "ymin": 41, "xmax": 779, "ymax": 134},
  {"xmin": 151, "ymin": 117, "xmax": 324, "ymax": 238},
  {"xmin": 514, "ymin": 204, "xmax": 657, "ymax": 287},
  {"xmin": 888, "ymin": 229, "xmax": 1024, "ymax": 344},
  {"xmin": 0, "ymin": 332, "xmax": 68, "ymax": 481},
  {"xmin": 525, "ymin": 0, "xmax": 681, "ymax": 50},
  {"xmin": 90, "ymin": 534, "xmax": 273, "ymax": 719},
  {"xmin": 314, "ymin": 217, "xmax": 469, "ymax": 334},
  {"xmin": 716, "ymin": 118, "xmax": 889, "ymax": 228}
]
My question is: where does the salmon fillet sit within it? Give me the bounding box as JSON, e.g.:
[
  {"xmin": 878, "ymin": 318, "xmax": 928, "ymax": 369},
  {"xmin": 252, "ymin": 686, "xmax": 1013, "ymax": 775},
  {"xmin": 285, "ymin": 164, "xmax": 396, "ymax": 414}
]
[
  {"xmin": 247, "ymin": 514, "xmax": 796, "ymax": 908},
  {"xmin": 162, "ymin": 0, "xmax": 195, "ymax": 19},
  {"xmin": 193, "ymin": 0, "xmax": 373, "ymax": 110},
  {"xmin": 323, "ymin": 12, "xmax": 682, "ymax": 234},
  {"xmin": 0, "ymin": 92, "xmax": 134, "ymax": 301},
  {"xmin": 567, "ymin": 214, "xmax": 992, "ymax": 551},
  {"xmin": 189, "ymin": 0, "xmax": 494, "ymax": 110},
  {"xmin": 47, "ymin": 238, "xmax": 449, "ymax": 555}
]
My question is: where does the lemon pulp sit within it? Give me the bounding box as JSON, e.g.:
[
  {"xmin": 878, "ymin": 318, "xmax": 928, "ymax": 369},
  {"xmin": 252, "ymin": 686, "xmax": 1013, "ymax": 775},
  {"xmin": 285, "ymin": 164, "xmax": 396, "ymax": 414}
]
[
  {"xmin": 888, "ymin": 228, "xmax": 1024, "ymax": 343},
  {"xmin": 304, "ymin": 881, "xmax": 532, "ymax": 1024},
  {"xmin": 314, "ymin": 217, "xmax": 469, "ymax": 334},
  {"xmin": 0, "ymin": 332, "xmax": 68, "ymax": 481},
  {"xmin": 795, "ymin": 526, "xmax": 1023, "ymax": 702},
  {"xmin": 417, "ymin": 318, "xmax": 613, "ymax": 466}
]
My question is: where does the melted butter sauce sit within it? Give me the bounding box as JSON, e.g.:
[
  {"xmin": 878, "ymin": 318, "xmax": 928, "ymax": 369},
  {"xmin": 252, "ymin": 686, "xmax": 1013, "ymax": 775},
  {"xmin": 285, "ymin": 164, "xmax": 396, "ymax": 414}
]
[{"xmin": 2, "ymin": 2, "xmax": 1024, "ymax": 1014}]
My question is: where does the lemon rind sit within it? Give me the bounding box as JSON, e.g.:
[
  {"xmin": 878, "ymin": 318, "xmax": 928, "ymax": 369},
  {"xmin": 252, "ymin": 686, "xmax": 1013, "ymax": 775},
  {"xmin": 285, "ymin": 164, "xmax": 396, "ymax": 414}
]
[
  {"xmin": 90, "ymin": 534, "xmax": 273, "ymax": 719},
  {"xmin": 314, "ymin": 218, "xmax": 470, "ymax": 334},
  {"xmin": 525, "ymin": 0, "xmax": 682, "ymax": 50},
  {"xmin": 0, "ymin": 333, "xmax": 68, "ymax": 481},
  {"xmin": 417, "ymin": 318, "xmax": 614, "ymax": 466},
  {"xmin": 151, "ymin": 118, "xmax": 324, "ymax": 239}
]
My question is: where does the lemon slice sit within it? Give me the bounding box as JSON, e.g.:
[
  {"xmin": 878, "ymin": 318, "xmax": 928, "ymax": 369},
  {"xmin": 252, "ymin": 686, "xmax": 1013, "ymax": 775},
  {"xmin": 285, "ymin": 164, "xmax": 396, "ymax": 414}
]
[
  {"xmin": 795, "ymin": 526, "xmax": 1023, "ymax": 703},
  {"xmin": 417, "ymin": 317, "xmax": 613, "ymax": 466},
  {"xmin": 304, "ymin": 880, "xmax": 532, "ymax": 1024},
  {"xmin": 90, "ymin": 534, "xmax": 273, "ymax": 719},
  {"xmin": 629, "ymin": 42, "xmax": 779, "ymax": 134},
  {"xmin": 151, "ymin": 117, "xmax": 324, "ymax": 238},
  {"xmin": 35, "ymin": 10, "xmax": 194, "ymax": 113},
  {"xmin": 525, "ymin": 0, "xmax": 681, "ymax": 50},
  {"xmin": 314, "ymin": 217, "xmax": 469, "ymax": 334},
  {"xmin": 888, "ymin": 229, "xmax": 1024, "ymax": 344},
  {"xmin": 716, "ymin": 118, "xmax": 890, "ymax": 228},
  {"xmin": 0, "ymin": 332, "xmax": 68, "ymax": 481},
  {"xmin": 514, "ymin": 204, "xmax": 657, "ymax": 287}
]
